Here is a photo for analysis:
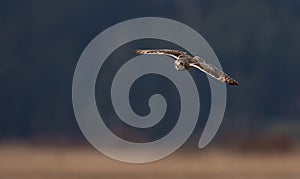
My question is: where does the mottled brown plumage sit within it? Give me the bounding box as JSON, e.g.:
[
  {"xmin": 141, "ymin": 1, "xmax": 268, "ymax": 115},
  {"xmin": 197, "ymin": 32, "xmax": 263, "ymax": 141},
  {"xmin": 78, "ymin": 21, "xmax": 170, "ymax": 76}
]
[{"xmin": 135, "ymin": 49, "xmax": 239, "ymax": 86}]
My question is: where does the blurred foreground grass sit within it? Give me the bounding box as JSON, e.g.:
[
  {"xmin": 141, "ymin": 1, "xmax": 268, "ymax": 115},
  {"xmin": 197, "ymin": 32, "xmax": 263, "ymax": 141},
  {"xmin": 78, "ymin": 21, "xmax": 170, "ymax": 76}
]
[{"xmin": 0, "ymin": 143, "xmax": 300, "ymax": 179}]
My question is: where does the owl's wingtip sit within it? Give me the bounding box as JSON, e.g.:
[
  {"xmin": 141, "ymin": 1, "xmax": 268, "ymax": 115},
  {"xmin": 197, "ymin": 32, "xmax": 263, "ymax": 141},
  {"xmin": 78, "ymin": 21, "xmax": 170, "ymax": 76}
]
[
  {"xmin": 228, "ymin": 80, "xmax": 239, "ymax": 86},
  {"xmin": 134, "ymin": 49, "xmax": 144, "ymax": 54}
]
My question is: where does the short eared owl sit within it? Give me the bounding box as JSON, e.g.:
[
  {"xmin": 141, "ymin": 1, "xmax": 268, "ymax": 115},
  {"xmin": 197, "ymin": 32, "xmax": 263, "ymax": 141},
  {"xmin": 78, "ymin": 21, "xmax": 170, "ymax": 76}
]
[{"xmin": 135, "ymin": 49, "xmax": 239, "ymax": 86}]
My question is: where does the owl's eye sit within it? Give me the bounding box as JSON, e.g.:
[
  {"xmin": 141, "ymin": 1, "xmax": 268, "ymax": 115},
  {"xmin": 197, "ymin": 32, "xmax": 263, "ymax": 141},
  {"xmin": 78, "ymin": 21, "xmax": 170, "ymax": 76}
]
[{"xmin": 179, "ymin": 62, "xmax": 184, "ymax": 66}]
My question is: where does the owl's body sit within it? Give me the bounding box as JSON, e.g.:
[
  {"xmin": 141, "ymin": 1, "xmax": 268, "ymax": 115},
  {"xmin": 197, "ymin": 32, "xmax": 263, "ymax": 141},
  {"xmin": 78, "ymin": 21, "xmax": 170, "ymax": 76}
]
[{"xmin": 135, "ymin": 49, "xmax": 239, "ymax": 86}]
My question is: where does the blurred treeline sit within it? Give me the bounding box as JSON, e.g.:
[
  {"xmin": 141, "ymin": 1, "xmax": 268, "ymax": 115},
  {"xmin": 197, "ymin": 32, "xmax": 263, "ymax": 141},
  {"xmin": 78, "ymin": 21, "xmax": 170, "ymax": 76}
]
[{"xmin": 0, "ymin": 1, "xmax": 300, "ymax": 144}]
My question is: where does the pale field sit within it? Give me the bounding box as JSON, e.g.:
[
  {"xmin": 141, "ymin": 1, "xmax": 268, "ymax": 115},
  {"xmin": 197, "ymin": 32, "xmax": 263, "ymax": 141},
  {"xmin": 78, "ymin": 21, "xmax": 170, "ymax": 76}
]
[{"xmin": 0, "ymin": 144, "xmax": 300, "ymax": 179}]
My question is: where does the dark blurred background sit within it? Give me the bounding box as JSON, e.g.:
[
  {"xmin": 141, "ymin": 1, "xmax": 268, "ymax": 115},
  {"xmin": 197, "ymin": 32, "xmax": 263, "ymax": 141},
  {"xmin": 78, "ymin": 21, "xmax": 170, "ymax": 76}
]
[{"xmin": 1, "ymin": 0, "xmax": 300, "ymax": 152}]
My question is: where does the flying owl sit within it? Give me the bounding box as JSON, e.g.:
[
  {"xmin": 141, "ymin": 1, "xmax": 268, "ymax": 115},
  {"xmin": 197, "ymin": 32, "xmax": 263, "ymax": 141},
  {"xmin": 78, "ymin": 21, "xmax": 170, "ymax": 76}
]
[{"xmin": 135, "ymin": 49, "xmax": 239, "ymax": 86}]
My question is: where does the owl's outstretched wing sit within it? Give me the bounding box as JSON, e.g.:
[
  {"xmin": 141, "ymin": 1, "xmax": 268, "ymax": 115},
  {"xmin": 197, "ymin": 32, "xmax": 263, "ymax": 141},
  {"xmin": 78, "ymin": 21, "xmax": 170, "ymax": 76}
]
[
  {"xmin": 189, "ymin": 57, "xmax": 239, "ymax": 86},
  {"xmin": 135, "ymin": 49, "xmax": 187, "ymax": 60}
]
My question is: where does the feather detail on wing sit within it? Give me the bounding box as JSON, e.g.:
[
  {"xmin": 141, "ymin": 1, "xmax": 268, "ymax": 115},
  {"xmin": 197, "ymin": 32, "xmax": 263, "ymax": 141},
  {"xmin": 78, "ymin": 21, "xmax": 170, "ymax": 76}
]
[
  {"xmin": 135, "ymin": 49, "xmax": 187, "ymax": 60},
  {"xmin": 189, "ymin": 57, "xmax": 239, "ymax": 86}
]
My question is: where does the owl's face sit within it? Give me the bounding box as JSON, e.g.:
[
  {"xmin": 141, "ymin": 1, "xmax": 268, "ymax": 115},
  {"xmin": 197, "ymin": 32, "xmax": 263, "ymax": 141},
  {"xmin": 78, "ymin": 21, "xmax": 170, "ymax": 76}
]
[{"xmin": 174, "ymin": 59, "xmax": 186, "ymax": 71}]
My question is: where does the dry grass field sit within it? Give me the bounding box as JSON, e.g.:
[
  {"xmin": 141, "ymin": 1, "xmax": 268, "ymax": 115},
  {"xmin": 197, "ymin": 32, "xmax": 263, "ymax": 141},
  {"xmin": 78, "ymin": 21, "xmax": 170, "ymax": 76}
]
[{"xmin": 0, "ymin": 144, "xmax": 300, "ymax": 179}]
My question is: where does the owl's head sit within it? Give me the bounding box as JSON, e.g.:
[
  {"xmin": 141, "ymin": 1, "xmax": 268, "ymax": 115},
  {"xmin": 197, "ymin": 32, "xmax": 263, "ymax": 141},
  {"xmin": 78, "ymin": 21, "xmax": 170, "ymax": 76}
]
[{"xmin": 174, "ymin": 59, "xmax": 186, "ymax": 71}]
